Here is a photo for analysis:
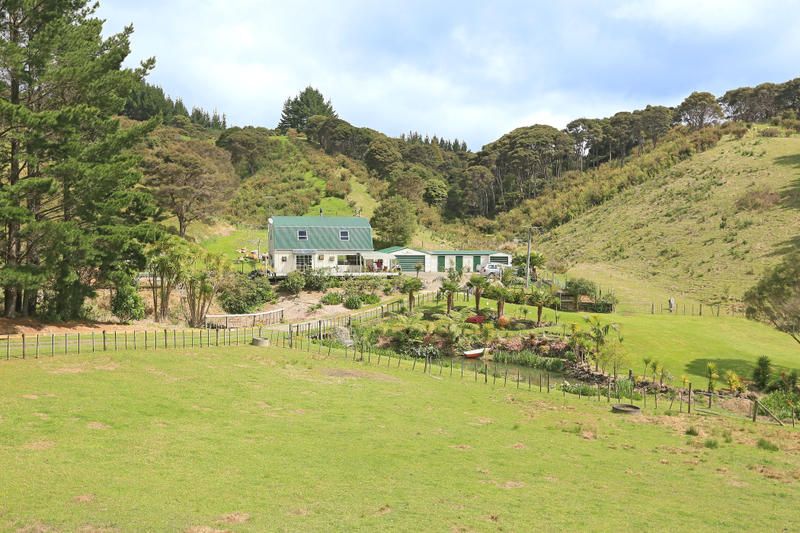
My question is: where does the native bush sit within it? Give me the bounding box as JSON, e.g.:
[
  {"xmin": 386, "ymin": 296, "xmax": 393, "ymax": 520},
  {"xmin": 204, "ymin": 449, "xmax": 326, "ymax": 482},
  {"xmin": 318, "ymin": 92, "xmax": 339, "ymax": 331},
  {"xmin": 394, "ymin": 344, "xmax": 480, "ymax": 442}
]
[
  {"xmin": 279, "ymin": 271, "xmax": 305, "ymax": 295},
  {"xmin": 303, "ymin": 269, "xmax": 332, "ymax": 291},
  {"xmin": 760, "ymin": 390, "xmax": 800, "ymax": 420},
  {"xmin": 343, "ymin": 294, "xmax": 363, "ymax": 310},
  {"xmin": 111, "ymin": 280, "xmax": 146, "ymax": 323},
  {"xmin": 752, "ymin": 355, "xmax": 772, "ymax": 390},
  {"xmin": 492, "ymin": 350, "xmax": 565, "ymax": 371},
  {"xmin": 320, "ymin": 292, "xmax": 343, "ymax": 305},
  {"xmin": 219, "ymin": 274, "xmax": 276, "ymax": 313}
]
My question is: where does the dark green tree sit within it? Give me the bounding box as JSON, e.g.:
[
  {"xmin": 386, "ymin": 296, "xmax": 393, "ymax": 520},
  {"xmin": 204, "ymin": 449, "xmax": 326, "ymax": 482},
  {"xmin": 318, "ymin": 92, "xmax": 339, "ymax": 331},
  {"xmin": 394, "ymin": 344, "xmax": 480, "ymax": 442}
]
[
  {"xmin": 745, "ymin": 252, "xmax": 800, "ymax": 345},
  {"xmin": 370, "ymin": 196, "xmax": 417, "ymax": 246},
  {"xmin": 277, "ymin": 86, "xmax": 336, "ymax": 132},
  {"xmin": 364, "ymin": 137, "xmax": 402, "ymax": 177},
  {"xmin": 0, "ymin": 1, "xmax": 157, "ymax": 318},
  {"xmin": 676, "ymin": 92, "xmax": 723, "ymax": 129}
]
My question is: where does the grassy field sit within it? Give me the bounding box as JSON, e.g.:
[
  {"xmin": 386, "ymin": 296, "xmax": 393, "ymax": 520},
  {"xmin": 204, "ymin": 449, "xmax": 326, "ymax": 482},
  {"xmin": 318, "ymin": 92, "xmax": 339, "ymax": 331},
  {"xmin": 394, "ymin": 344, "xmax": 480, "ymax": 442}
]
[
  {"xmin": 197, "ymin": 226, "xmax": 267, "ymax": 261},
  {"xmin": 540, "ymin": 128, "xmax": 800, "ymax": 304},
  {"xmin": 2, "ymin": 345, "xmax": 799, "ymax": 531}
]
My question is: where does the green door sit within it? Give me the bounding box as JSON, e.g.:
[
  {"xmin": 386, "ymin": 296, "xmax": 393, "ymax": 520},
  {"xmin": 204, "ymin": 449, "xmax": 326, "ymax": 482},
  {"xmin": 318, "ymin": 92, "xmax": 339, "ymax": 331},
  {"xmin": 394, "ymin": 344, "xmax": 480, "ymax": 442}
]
[
  {"xmin": 397, "ymin": 255, "xmax": 425, "ymax": 272},
  {"xmin": 455, "ymin": 256, "xmax": 463, "ymax": 271},
  {"xmin": 473, "ymin": 255, "xmax": 481, "ymax": 271},
  {"xmin": 437, "ymin": 255, "xmax": 445, "ymax": 272}
]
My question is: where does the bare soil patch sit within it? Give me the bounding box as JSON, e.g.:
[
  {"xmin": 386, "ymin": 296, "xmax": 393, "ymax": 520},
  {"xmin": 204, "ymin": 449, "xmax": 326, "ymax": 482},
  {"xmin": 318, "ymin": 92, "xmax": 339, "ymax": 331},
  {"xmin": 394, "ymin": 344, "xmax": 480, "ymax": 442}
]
[
  {"xmin": 322, "ymin": 368, "xmax": 399, "ymax": 382},
  {"xmin": 87, "ymin": 422, "xmax": 110, "ymax": 430},
  {"xmin": 74, "ymin": 494, "xmax": 95, "ymax": 503},
  {"xmin": 22, "ymin": 440, "xmax": 54, "ymax": 451},
  {"xmin": 217, "ymin": 512, "xmax": 250, "ymax": 524}
]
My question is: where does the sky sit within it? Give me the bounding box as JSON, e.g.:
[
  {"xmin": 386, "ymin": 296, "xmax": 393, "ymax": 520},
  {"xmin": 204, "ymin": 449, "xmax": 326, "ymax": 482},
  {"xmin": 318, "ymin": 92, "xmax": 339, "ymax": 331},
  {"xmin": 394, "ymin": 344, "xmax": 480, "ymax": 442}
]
[{"xmin": 98, "ymin": 0, "xmax": 800, "ymax": 149}]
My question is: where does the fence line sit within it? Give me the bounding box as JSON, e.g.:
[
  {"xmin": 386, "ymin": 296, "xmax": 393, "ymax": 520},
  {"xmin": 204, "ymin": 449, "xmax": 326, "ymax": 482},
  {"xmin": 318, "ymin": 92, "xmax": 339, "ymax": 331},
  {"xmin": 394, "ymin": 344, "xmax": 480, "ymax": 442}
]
[
  {"xmin": 205, "ymin": 308, "xmax": 285, "ymax": 328},
  {"xmin": 2, "ymin": 316, "xmax": 789, "ymax": 426}
]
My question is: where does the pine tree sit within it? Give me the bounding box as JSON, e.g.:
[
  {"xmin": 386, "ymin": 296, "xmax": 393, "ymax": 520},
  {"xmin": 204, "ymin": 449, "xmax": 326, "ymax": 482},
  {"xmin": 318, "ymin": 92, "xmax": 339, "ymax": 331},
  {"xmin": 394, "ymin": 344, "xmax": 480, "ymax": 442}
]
[
  {"xmin": 0, "ymin": 1, "xmax": 157, "ymax": 318},
  {"xmin": 277, "ymin": 86, "xmax": 337, "ymax": 132}
]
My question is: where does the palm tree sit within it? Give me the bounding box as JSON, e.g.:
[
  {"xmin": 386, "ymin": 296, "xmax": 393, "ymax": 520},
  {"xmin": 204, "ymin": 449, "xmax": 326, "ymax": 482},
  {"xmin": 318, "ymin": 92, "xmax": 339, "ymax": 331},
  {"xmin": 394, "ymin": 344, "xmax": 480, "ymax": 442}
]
[
  {"xmin": 650, "ymin": 359, "xmax": 660, "ymax": 383},
  {"xmin": 642, "ymin": 357, "xmax": 652, "ymax": 382},
  {"xmin": 467, "ymin": 274, "xmax": 489, "ymax": 314},
  {"xmin": 485, "ymin": 283, "xmax": 510, "ymax": 319},
  {"xmin": 583, "ymin": 315, "xmax": 622, "ymax": 371},
  {"xmin": 439, "ymin": 279, "xmax": 460, "ymax": 316},
  {"xmin": 399, "ymin": 276, "xmax": 424, "ymax": 314},
  {"xmin": 527, "ymin": 286, "xmax": 556, "ymax": 326}
]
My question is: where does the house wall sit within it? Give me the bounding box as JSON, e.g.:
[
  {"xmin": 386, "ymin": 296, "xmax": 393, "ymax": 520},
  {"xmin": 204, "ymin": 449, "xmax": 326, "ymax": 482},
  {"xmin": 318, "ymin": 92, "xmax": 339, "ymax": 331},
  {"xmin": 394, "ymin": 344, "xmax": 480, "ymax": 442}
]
[
  {"xmin": 437, "ymin": 254, "xmax": 491, "ymax": 273},
  {"xmin": 270, "ymin": 250, "xmax": 378, "ymax": 276}
]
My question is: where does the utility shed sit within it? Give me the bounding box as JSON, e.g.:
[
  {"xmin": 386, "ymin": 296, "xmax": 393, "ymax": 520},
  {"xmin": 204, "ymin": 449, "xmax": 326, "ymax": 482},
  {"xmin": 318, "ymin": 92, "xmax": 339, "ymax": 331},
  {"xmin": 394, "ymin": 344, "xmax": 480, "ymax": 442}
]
[
  {"xmin": 427, "ymin": 250, "xmax": 512, "ymax": 273},
  {"xmin": 376, "ymin": 246, "xmax": 432, "ymax": 272}
]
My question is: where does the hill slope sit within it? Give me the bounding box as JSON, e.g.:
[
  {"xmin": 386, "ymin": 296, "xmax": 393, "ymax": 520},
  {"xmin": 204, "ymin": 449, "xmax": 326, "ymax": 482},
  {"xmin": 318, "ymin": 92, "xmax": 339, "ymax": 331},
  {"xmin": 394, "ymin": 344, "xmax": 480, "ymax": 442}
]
[{"xmin": 538, "ymin": 128, "xmax": 800, "ymax": 304}]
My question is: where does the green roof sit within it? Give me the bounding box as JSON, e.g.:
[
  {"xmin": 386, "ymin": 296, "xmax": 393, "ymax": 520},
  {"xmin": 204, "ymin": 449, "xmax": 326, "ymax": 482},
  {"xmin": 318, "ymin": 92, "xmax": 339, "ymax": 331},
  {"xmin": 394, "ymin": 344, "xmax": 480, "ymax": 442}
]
[
  {"xmin": 427, "ymin": 250, "xmax": 505, "ymax": 255},
  {"xmin": 270, "ymin": 216, "xmax": 373, "ymax": 251},
  {"xmin": 377, "ymin": 246, "xmax": 426, "ymax": 254}
]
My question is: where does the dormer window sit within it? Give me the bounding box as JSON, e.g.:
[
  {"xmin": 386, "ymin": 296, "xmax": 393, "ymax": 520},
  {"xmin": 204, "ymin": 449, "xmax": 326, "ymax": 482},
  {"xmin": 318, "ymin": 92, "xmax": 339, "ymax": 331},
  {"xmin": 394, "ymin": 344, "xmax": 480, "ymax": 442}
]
[
  {"xmin": 340, "ymin": 230, "xmax": 350, "ymax": 241},
  {"xmin": 297, "ymin": 229, "xmax": 308, "ymax": 241}
]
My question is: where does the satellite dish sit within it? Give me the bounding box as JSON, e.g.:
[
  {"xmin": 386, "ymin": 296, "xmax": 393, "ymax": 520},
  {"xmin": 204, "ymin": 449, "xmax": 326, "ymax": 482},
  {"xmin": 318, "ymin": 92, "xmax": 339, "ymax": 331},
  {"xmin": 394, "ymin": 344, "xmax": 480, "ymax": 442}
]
[{"xmin": 268, "ymin": 217, "xmax": 273, "ymax": 225}]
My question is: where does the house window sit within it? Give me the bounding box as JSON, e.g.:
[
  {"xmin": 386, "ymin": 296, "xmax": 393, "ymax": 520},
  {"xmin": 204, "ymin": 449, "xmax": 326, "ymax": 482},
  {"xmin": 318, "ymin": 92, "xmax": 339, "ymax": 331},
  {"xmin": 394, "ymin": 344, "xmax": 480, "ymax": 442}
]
[
  {"xmin": 295, "ymin": 254, "xmax": 312, "ymax": 272},
  {"xmin": 337, "ymin": 255, "xmax": 360, "ymax": 266},
  {"xmin": 297, "ymin": 230, "xmax": 308, "ymax": 241},
  {"xmin": 339, "ymin": 230, "xmax": 349, "ymax": 241}
]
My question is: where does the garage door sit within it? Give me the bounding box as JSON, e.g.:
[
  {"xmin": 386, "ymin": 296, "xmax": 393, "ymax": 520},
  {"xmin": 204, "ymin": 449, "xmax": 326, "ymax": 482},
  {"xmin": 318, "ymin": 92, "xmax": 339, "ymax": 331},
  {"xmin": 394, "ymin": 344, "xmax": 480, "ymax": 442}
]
[
  {"xmin": 396, "ymin": 255, "xmax": 426, "ymax": 272},
  {"xmin": 490, "ymin": 255, "xmax": 509, "ymax": 265}
]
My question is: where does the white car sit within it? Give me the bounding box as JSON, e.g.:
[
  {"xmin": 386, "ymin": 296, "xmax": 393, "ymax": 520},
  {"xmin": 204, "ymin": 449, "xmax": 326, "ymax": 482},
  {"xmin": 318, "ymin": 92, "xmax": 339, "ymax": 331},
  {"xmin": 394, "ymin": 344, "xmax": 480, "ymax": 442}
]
[{"xmin": 479, "ymin": 263, "xmax": 509, "ymax": 278}]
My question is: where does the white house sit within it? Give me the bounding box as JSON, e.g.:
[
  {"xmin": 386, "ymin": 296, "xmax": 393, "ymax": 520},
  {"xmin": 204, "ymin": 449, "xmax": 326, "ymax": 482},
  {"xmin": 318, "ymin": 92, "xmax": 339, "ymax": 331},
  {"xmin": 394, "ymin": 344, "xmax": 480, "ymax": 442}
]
[{"xmin": 267, "ymin": 216, "xmax": 394, "ymax": 277}]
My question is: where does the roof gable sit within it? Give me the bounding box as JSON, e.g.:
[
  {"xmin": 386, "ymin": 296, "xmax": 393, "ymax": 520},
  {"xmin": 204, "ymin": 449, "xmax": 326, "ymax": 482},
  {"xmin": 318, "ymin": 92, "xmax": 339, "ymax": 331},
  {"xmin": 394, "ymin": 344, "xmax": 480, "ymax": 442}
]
[{"xmin": 270, "ymin": 216, "xmax": 373, "ymax": 251}]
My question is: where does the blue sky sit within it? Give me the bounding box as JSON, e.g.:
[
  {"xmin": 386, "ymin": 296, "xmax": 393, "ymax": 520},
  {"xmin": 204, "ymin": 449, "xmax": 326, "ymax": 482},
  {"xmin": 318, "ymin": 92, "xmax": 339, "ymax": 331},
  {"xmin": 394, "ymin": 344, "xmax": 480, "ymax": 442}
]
[{"xmin": 98, "ymin": 0, "xmax": 800, "ymax": 149}]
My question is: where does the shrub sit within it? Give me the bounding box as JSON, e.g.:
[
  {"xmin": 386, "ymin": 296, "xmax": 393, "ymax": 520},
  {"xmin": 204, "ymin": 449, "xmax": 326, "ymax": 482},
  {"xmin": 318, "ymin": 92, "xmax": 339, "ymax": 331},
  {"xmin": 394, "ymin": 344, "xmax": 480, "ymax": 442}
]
[
  {"xmin": 704, "ymin": 439, "xmax": 719, "ymax": 449},
  {"xmin": 303, "ymin": 269, "xmax": 332, "ymax": 291},
  {"xmin": 735, "ymin": 187, "xmax": 780, "ymax": 211},
  {"xmin": 685, "ymin": 426, "xmax": 699, "ymax": 436},
  {"xmin": 279, "ymin": 271, "xmax": 305, "ymax": 295},
  {"xmin": 752, "ymin": 355, "xmax": 772, "ymax": 390},
  {"xmin": 343, "ymin": 295, "xmax": 362, "ymax": 310},
  {"xmin": 362, "ymin": 293, "xmax": 381, "ymax": 305},
  {"xmin": 759, "ymin": 127, "xmax": 782, "ymax": 137},
  {"xmin": 219, "ymin": 274, "xmax": 276, "ymax": 314},
  {"xmin": 466, "ymin": 315, "xmax": 487, "ymax": 324},
  {"xmin": 497, "ymin": 315, "xmax": 511, "ymax": 328},
  {"xmin": 757, "ymin": 438, "xmax": 779, "ymax": 452},
  {"xmin": 564, "ymin": 278, "xmax": 597, "ymax": 297},
  {"xmin": 111, "ymin": 282, "xmax": 145, "ymax": 323},
  {"xmin": 320, "ymin": 292, "xmax": 343, "ymax": 305},
  {"xmin": 560, "ymin": 381, "xmax": 596, "ymax": 396},
  {"xmin": 760, "ymin": 390, "xmax": 799, "ymax": 420}
]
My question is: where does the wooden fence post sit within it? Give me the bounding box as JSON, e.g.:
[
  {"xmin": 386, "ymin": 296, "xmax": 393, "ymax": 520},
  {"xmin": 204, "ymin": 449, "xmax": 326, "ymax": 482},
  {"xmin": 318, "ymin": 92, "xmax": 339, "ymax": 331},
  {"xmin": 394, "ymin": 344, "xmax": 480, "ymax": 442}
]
[
  {"xmin": 687, "ymin": 383, "xmax": 692, "ymax": 414},
  {"xmin": 103, "ymin": 331, "xmax": 107, "ymax": 351}
]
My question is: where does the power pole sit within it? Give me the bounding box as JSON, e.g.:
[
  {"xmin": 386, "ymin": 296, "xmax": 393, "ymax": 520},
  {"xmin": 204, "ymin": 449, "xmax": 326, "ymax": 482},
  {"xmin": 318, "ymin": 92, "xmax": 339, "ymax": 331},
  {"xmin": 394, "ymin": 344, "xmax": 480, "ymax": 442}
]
[{"xmin": 525, "ymin": 227, "xmax": 532, "ymax": 289}]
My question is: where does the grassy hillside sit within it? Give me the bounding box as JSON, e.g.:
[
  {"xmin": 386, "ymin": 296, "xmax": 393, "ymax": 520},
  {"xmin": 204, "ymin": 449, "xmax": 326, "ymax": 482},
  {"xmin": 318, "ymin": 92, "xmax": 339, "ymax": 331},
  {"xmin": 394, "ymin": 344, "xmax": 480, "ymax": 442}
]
[
  {"xmin": 539, "ymin": 128, "xmax": 800, "ymax": 304},
  {"xmin": 3, "ymin": 345, "xmax": 800, "ymax": 531}
]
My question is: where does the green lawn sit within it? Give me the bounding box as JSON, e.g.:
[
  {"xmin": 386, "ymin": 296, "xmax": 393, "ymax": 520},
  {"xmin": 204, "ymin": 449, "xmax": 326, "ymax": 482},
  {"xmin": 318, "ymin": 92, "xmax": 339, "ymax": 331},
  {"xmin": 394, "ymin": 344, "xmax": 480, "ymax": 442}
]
[
  {"xmin": 197, "ymin": 226, "xmax": 267, "ymax": 261},
  {"xmin": 1, "ymin": 345, "xmax": 799, "ymax": 531}
]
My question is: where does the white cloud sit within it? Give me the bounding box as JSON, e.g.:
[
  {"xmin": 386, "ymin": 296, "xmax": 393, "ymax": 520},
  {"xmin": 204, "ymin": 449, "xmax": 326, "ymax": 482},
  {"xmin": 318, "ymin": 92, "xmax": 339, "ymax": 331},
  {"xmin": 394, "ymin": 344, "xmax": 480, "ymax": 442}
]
[
  {"xmin": 97, "ymin": 0, "xmax": 800, "ymax": 148},
  {"xmin": 612, "ymin": 0, "xmax": 761, "ymax": 34}
]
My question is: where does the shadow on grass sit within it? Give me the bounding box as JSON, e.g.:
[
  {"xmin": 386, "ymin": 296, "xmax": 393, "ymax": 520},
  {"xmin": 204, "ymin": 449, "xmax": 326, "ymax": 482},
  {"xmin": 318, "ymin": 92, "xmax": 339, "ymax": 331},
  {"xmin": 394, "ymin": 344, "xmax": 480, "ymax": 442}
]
[
  {"xmin": 774, "ymin": 154, "xmax": 800, "ymax": 211},
  {"xmin": 687, "ymin": 357, "xmax": 800, "ymax": 381},
  {"xmin": 686, "ymin": 358, "xmax": 757, "ymax": 381},
  {"xmin": 770, "ymin": 234, "xmax": 800, "ymax": 257}
]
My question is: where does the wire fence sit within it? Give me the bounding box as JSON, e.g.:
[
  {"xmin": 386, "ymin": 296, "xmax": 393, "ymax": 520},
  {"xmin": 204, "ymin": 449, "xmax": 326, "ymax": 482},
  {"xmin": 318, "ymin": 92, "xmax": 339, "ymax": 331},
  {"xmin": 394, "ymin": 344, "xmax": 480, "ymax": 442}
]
[{"xmin": 2, "ymin": 313, "xmax": 792, "ymax": 427}]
